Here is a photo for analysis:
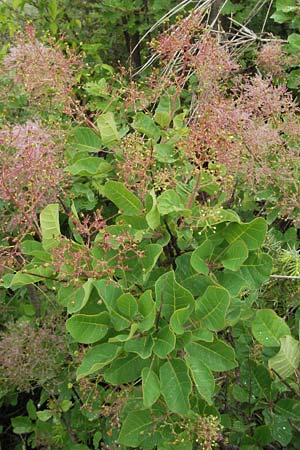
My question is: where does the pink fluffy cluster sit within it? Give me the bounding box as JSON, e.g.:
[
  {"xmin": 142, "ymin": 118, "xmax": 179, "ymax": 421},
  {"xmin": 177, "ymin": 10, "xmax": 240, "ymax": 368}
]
[
  {"xmin": 123, "ymin": 18, "xmax": 300, "ymax": 219},
  {"xmin": 1, "ymin": 26, "xmax": 80, "ymax": 114},
  {"xmin": 0, "ymin": 121, "xmax": 67, "ymax": 276},
  {"xmin": 0, "ymin": 28, "xmax": 79, "ymax": 273},
  {"xmin": 0, "ymin": 121, "xmax": 66, "ymax": 236}
]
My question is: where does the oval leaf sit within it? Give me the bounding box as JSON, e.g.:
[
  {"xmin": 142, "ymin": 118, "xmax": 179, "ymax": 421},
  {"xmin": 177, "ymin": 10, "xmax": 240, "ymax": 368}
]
[
  {"xmin": 155, "ymin": 271, "xmax": 194, "ymax": 320},
  {"xmin": 96, "ymin": 112, "xmax": 120, "ymax": 146},
  {"xmin": 116, "ymin": 293, "xmax": 138, "ymax": 319},
  {"xmin": 132, "ymin": 112, "xmax": 160, "ymax": 141},
  {"xmin": 186, "ymin": 356, "xmax": 215, "ymax": 405},
  {"xmin": 103, "ymin": 181, "xmax": 143, "ymax": 216},
  {"xmin": 252, "ymin": 309, "xmax": 291, "ymax": 347},
  {"xmin": 118, "ymin": 410, "xmax": 153, "ymax": 447},
  {"xmin": 185, "ymin": 339, "xmax": 237, "ymax": 372},
  {"xmin": 195, "ymin": 286, "xmax": 230, "ymax": 331},
  {"xmin": 220, "ymin": 240, "xmax": 248, "ymax": 271},
  {"xmin": 66, "ymin": 312, "xmax": 109, "ymax": 344},
  {"xmin": 142, "ymin": 367, "xmax": 161, "ymax": 408},
  {"xmin": 76, "ymin": 343, "xmax": 121, "ymax": 380},
  {"xmin": 160, "ymin": 359, "xmax": 192, "ymax": 415},
  {"xmin": 153, "ymin": 326, "xmax": 176, "ymax": 359},
  {"xmin": 104, "ymin": 354, "xmax": 149, "ymax": 385},
  {"xmin": 269, "ymin": 335, "xmax": 300, "ymax": 379},
  {"xmin": 191, "ymin": 239, "xmax": 214, "ymax": 275},
  {"xmin": 40, "ymin": 203, "xmax": 61, "ymax": 250},
  {"xmin": 224, "ymin": 218, "xmax": 267, "ymax": 250}
]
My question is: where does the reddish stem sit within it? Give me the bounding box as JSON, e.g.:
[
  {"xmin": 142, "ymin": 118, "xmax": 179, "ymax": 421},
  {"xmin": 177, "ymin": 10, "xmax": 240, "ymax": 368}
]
[{"xmin": 186, "ymin": 169, "xmax": 201, "ymax": 209}]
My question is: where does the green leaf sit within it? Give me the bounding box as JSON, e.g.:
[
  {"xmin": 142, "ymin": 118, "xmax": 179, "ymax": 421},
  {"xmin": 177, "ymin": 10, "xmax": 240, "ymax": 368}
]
[
  {"xmin": 36, "ymin": 410, "xmax": 52, "ymax": 422},
  {"xmin": 153, "ymin": 143, "xmax": 177, "ymax": 162},
  {"xmin": 275, "ymin": 399, "xmax": 300, "ymax": 421},
  {"xmin": 116, "ymin": 293, "xmax": 138, "ymax": 319},
  {"xmin": 96, "ymin": 112, "xmax": 120, "ymax": 146},
  {"xmin": 215, "ymin": 271, "xmax": 247, "ymax": 296},
  {"xmin": 26, "ymin": 400, "xmax": 37, "ymax": 420},
  {"xmin": 254, "ymin": 425, "xmax": 272, "ymax": 447},
  {"xmin": 287, "ymin": 69, "xmax": 300, "ymax": 89},
  {"xmin": 93, "ymin": 431, "xmax": 103, "ymax": 449},
  {"xmin": 252, "ymin": 363, "xmax": 272, "ymax": 399},
  {"xmin": 138, "ymin": 290, "xmax": 156, "ymax": 332},
  {"xmin": 142, "ymin": 367, "xmax": 161, "ymax": 408},
  {"xmin": 40, "ymin": 203, "xmax": 61, "ymax": 250},
  {"xmin": 170, "ymin": 306, "xmax": 192, "ymax": 335},
  {"xmin": 76, "ymin": 343, "xmax": 122, "ymax": 380},
  {"xmin": 85, "ymin": 79, "xmax": 108, "ymax": 97},
  {"xmin": 175, "ymin": 253, "xmax": 214, "ymax": 296},
  {"xmin": 288, "ymin": 33, "xmax": 300, "ymax": 50},
  {"xmin": 118, "ymin": 410, "xmax": 153, "ymax": 447},
  {"xmin": 71, "ymin": 127, "xmax": 102, "ymax": 153},
  {"xmin": 157, "ymin": 190, "xmax": 185, "ymax": 215},
  {"xmin": 9, "ymin": 267, "xmax": 54, "ymax": 287},
  {"xmin": 271, "ymin": 10, "xmax": 290, "ymax": 23},
  {"xmin": 21, "ymin": 240, "xmax": 51, "ymax": 262},
  {"xmin": 66, "ymin": 279, "xmax": 94, "ymax": 314},
  {"xmin": 160, "ymin": 359, "xmax": 192, "ymax": 415},
  {"xmin": 60, "ymin": 400, "xmax": 72, "ymax": 412},
  {"xmin": 124, "ymin": 335, "xmax": 154, "ymax": 359},
  {"xmin": 223, "ymin": 218, "xmax": 267, "ymax": 250},
  {"xmin": 110, "ymin": 308, "xmax": 132, "ymax": 331},
  {"xmin": 120, "ymin": 214, "xmax": 148, "ymax": 230},
  {"xmin": 90, "ymin": 283, "xmax": 129, "ymax": 331},
  {"xmin": 132, "ymin": 112, "xmax": 161, "ymax": 141},
  {"xmin": 125, "ymin": 244, "xmax": 163, "ymax": 284},
  {"xmin": 109, "ymin": 323, "xmax": 139, "ymax": 343},
  {"xmin": 195, "ymin": 286, "xmax": 230, "ymax": 331},
  {"xmin": 220, "ymin": 240, "xmax": 248, "ymax": 271},
  {"xmin": 11, "ymin": 416, "xmax": 32, "ymax": 434},
  {"xmin": 251, "ymin": 309, "xmax": 291, "ymax": 347},
  {"xmin": 186, "ymin": 356, "xmax": 215, "ymax": 405},
  {"xmin": 158, "ymin": 438, "xmax": 192, "ymax": 450},
  {"xmin": 104, "ymin": 354, "xmax": 149, "ymax": 384},
  {"xmin": 240, "ymin": 253, "xmax": 272, "ymax": 289},
  {"xmin": 66, "ymin": 312, "xmax": 110, "ymax": 344},
  {"xmin": 93, "ymin": 279, "xmax": 122, "ymax": 305},
  {"xmin": 155, "ymin": 271, "xmax": 194, "ymax": 320},
  {"xmin": 66, "ymin": 158, "xmax": 111, "ymax": 177},
  {"xmin": 270, "ymin": 415, "xmax": 292, "ymax": 446},
  {"xmin": 67, "ymin": 445, "xmax": 90, "ymax": 450},
  {"xmin": 191, "ymin": 239, "xmax": 214, "ymax": 275},
  {"xmin": 269, "ymin": 335, "xmax": 300, "ymax": 379},
  {"xmin": 146, "ymin": 190, "xmax": 160, "ymax": 230},
  {"xmin": 185, "ymin": 340, "xmax": 237, "ymax": 372},
  {"xmin": 154, "ymin": 94, "xmax": 172, "ymax": 127},
  {"xmin": 153, "ymin": 326, "xmax": 176, "ymax": 358},
  {"xmin": 191, "ymin": 328, "xmax": 214, "ymax": 342},
  {"xmin": 275, "ymin": 0, "xmax": 297, "ymax": 13},
  {"xmin": 103, "ymin": 181, "xmax": 143, "ymax": 216}
]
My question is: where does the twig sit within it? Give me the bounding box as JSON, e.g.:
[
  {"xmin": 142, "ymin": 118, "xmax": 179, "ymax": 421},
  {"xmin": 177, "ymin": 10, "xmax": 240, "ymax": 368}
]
[
  {"xmin": 289, "ymin": 419, "xmax": 300, "ymax": 433},
  {"xmin": 271, "ymin": 369, "xmax": 300, "ymax": 398},
  {"xmin": 270, "ymin": 275, "xmax": 300, "ymax": 279},
  {"xmin": 261, "ymin": 0, "xmax": 274, "ymax": 34}
]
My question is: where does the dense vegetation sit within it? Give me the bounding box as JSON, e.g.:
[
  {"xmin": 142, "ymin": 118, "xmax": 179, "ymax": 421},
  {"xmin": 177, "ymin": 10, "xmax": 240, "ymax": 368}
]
[{"xmin": 2, "ymin": 1, "xmax": 300, "ymax": 449}]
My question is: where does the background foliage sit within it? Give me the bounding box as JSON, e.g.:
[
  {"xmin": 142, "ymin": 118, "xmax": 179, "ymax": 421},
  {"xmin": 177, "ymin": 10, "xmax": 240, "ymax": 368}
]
[{"xmin": 1, "ymin": 1, "xmax": 300, "ymax": 449}]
